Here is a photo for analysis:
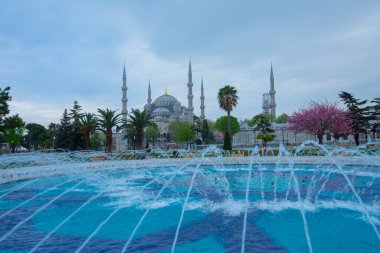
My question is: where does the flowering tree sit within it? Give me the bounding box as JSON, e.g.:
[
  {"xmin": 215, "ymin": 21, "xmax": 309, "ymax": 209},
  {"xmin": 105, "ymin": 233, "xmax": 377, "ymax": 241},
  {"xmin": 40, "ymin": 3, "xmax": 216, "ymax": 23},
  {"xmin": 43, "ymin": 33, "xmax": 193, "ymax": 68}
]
[{"xmin": 288, "ymin": 102, "xmax": 352, "ymax": 144}]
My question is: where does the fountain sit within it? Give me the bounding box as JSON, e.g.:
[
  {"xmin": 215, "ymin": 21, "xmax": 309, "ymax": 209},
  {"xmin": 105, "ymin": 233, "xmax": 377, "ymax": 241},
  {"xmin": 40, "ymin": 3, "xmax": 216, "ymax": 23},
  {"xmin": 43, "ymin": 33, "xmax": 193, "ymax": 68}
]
[{"xmin": 0, "ymin": 142, "xmax": 379, "ymax": 252}]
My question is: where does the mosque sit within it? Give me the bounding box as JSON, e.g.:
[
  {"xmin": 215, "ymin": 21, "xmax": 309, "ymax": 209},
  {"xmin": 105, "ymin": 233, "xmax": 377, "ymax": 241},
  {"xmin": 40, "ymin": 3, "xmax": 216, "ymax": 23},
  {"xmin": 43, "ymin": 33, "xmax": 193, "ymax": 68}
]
[{"xmin": 113, "ymin": 60, "xmax": 206, "ymax": 149}]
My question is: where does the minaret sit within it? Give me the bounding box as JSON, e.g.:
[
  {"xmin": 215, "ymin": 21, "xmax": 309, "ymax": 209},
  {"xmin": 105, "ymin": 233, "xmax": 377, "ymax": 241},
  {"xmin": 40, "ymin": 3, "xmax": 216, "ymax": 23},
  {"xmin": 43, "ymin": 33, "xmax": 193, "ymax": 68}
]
[
  {"xmin": 147, "ymin": 80, "xmax": 152, "ymax": 105},
  {"xmin": 200, "ymin": 78, "xmax": 205, "ymax": 121},
  {"xmin": 187, "ymin": 59, "xmax": 194, "ymax": 124},
  {"xmin": 262, "ymin": 93, "xmax": 270, "ymax": 114},
  {"xmin": 269, "ymin": 63, "xmax": 276, "ymax": 119},
  {"xmin": 121, "ymin": 62, "xmax": 128, "ymax": 123}
]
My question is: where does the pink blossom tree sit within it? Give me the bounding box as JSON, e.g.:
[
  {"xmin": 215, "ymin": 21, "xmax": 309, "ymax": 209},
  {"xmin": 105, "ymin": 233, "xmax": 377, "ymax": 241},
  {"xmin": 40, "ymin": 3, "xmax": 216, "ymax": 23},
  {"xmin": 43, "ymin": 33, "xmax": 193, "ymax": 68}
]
[{"xmin": 288, "ymin": 102, "xmax": 352, "ymax": 144}]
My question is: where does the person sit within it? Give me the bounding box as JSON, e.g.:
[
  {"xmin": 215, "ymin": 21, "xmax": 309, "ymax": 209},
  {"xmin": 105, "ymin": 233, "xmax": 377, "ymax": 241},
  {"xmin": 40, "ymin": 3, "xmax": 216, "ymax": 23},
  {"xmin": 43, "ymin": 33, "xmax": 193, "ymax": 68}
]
[{"xmin": 172, "ymin": 150, "xmax": 178, "ymax": 158}]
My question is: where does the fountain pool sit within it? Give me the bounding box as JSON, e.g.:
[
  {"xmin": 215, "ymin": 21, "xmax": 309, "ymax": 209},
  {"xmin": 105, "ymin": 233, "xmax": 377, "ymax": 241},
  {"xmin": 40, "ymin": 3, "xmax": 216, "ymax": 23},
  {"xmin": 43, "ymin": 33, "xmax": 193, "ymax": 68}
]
[{"xmin": 0, "ymin": 144, "xmax": 380, "ymax": 252}]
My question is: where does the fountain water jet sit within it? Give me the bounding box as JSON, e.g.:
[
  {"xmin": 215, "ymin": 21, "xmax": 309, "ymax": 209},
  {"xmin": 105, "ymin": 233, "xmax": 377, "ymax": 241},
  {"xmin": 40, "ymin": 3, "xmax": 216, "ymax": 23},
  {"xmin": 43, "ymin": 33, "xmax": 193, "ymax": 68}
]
[
  {"xmin": 241, "ymin": 146, "xmax": 259, "ymax": 253},
  {"xmin": 171, "ymin": 146, "xmax": 220, "ymax": 253},
  {"xmin": 75, "ymin": 177, "xmax": 157, "ymax": 253},
  {"xmin": 120, "ymin": 160, "xmax": 197, "ymax": 253},
  {"xmin": 170, "ymin": 168, "xmax": 200, "ymax": 253},
  {"xmin": 0, "ymin": 142, "xmax": 379, "ymax": 252},
  {"xmin": 280, "ymin": 144, "xmax": 314, "ymax": 253},
  {"xmin": 29, "ymin": 188, "xmax": 107, "ymax": 252},
  {"xmin": 298, "ymin": 140, "xmax": 380, "ymax": 240}
]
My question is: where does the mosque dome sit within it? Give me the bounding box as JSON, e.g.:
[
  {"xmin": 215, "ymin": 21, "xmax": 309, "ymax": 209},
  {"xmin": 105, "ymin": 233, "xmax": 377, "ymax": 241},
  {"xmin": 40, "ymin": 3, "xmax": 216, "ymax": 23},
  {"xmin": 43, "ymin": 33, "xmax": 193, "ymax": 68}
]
[{"xmin": 154, "ymin": 94, "xmax": 178, "ymax": 104}]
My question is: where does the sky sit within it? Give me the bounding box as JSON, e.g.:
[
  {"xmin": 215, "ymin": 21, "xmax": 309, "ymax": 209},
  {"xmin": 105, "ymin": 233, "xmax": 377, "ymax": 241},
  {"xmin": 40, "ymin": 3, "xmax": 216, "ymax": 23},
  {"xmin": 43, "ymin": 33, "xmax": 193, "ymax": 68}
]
[{"xmin": 1, "ymin": 0, "xmax": 379, "ymax": 126}]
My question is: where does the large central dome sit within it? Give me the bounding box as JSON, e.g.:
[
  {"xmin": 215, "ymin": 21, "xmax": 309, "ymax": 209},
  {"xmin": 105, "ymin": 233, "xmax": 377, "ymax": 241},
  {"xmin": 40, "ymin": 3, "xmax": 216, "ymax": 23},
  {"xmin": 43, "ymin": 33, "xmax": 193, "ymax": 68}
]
[{"xmin": 154, "ymin": 94, "xmax": 178, "ymax": 104}]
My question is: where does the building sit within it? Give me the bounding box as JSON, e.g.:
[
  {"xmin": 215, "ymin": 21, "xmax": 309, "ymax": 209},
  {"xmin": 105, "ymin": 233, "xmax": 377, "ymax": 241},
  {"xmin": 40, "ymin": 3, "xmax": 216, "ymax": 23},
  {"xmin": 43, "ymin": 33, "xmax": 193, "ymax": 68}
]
[
  {"xmin": 233, "ymin": 120, "xmax": 361, "ymax": 148},
  {"xmin": 233, "ymin": 120, "xmax": 317, "ymax": 148},
  {"xmin": 113, "ymin": 60, "xmax": 206, "ymax": 150},
  {"xmin": 143, "ymin": 60, "xmax": 205, "ymax": 140}
]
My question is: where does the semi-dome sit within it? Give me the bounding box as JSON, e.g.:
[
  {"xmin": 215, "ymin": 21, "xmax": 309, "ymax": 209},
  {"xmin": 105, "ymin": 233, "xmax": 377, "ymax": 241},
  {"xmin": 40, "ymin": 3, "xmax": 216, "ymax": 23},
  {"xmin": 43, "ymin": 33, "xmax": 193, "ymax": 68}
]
[
  {"xmin": 154, "ymin": 94, "xmax": 178, "ymax": 104},
  {"xmin": 153, "ymin": 107, "xmax": 171, "ymax": 113}
]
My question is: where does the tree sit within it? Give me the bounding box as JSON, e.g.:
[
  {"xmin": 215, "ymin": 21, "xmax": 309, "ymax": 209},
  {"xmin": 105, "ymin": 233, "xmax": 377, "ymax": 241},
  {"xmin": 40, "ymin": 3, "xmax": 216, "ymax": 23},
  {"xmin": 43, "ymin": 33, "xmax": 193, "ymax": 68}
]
[
  {"xmin": 97, "ymin": 108, "xmax": 122, "ymax": 152},
  {"xmin": 288, "ymin": 102, "xmax": 351, "ymax": 144},
  {"xmin": 215, "ymin": 116, "xmax": 240, "ymax": 136},
  {"xmin": 369, "ymin": 98, "xmax": 380, "ymax": 140},
  {"xmin": 124, "ymin": 124, "xmax": 137, "ymax": 150},
  {"xmin": 146, "ymin": 125, "xmax": 159, "ymax": 147},
  {"xmin": 56, "ymin": 109, "xmax": 74, "ymax": 150},
  {"xmin": 42, "ymin": 139, "xmax": 54, "ymax": 149},
  {"xmin": 0, "ymin": 86, "xmax": 12, "ymax": 139},
  {"xmin": 69, "ymin": 100, "xmax": 84, "ymax": 122},
  {"xmin": 90, "ymin": 131, "xmax": 105, "ymax": 150},
  {"xmin": 207, "ymin": 120, "xmax": 216, "ymax": 133},
  {"xmin": 201, "ymin": 119, "xmax": 211, "ymax": 144},
  {"xmin": 339, "ymin": 91, "xmax": 370, "ymax": 145},
  {"xmin": 223, "ymin": 132, "xmax": 232, "ymax": 150},
  {"xmin": 0, "ymin": 86, "xmax": 11, "ymax": 123},
  {"xmin": 24, "ymin": 123, "xmax": 48, "ymax": 150},
  {"xmin": 193, "ymin": 115, "xmax": 203, "ymax": 135},
  {"xmin": 127, "ymin": 108, "xmax": 156, "ymax": 149},
  {"xmin": 217, "ymin": 85, "xmax": 238, "ymax": 141},
  {"xmin": 47, "ymin": 123, "xmax": 59, "ymax": 147},
  {"xmin": 249, "ymin": 114, "xmax": 276, "ymax": 147},
  {"xmin": 249, "ymin": 114, "xmax": 274, "ymax": 126},
  {"xmin": 69, "ymin": 100, "xmax": 84, "ymax": 150},
  {"xmin": 80, "ymin": 113, "xmax": 98, "ymax": 150},
  {"xmin": 3, "ymin": 114, "xmax": 25, "ymax": 152},
  {"xmin": 168, "ymin": 120, "xmax": 195, "ymax": 146},
  {"xmin": 275, "ymin": 113, "xmax": 289, "ymax": 124}
]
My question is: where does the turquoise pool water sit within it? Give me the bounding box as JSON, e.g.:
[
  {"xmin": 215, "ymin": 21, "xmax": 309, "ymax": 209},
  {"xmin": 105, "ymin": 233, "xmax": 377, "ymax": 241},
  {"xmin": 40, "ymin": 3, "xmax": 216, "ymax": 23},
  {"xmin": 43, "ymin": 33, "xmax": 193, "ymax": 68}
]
[{"xmin": 0, "ymin": 164, "xmax": 379, "ymax": 252}]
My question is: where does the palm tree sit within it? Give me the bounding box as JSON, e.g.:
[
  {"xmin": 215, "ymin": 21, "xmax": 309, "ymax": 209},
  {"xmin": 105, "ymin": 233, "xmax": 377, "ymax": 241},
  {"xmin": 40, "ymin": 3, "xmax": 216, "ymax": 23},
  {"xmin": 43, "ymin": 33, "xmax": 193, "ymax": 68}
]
[
  {"xmin": 128, "ymin": 108, "xmax": 156, "ymax": 149},
  {"xmin": 80, "ymin": 113, "xmax": 98, "ymax": 150},
  {"xmin": 217, "ymin": 85, "xmax": 238, "ymax": 140},
  {"xmin": 97, "ymin": 108, "xmax": 122, "ymax": 152}
]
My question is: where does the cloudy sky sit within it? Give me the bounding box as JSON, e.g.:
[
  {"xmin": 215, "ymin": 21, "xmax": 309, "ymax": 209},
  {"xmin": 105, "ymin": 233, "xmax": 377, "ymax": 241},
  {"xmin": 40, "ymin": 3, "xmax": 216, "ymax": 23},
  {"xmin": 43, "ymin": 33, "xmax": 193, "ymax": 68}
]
[{"xmin": 1, "ymin": 0, "xmax": 379, "ymax": 126}]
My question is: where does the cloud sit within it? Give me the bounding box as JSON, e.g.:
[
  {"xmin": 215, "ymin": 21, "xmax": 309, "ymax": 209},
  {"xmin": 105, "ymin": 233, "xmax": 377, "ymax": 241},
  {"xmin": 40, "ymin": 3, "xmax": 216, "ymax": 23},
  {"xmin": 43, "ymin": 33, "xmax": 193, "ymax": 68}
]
[
  {"xmin": 9, "ymin": 100, "xmax": 62, "ymax": 126},
  {"xmin": 1, "ymin": 1, "xmax": 380, "ymax": 126}
]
